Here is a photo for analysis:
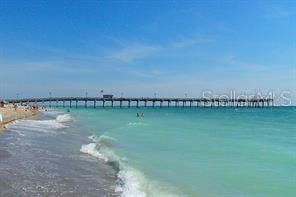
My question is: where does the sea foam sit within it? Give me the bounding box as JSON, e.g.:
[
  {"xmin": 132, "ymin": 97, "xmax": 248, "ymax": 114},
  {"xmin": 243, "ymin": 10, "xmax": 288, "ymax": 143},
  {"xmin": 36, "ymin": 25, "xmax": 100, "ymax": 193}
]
[
  {"xmin": 80, "ymin": 143, "xmax": 108, "ymax": 162},
  {"xmin": 115, "ymin": 168, "xmax": 147, "ymax": 197},
  {"xmin": 56, "ymin": 114, "xmax": 73, "ymax": 123},
  {"xmin": 6, "ymin": 113, "xmax": 72, "ymax": 134},
  {"xmin": 80, "ymin": 135, "xmax": 147, "ymax": 196},
  {"xmin": 80, "ymin": 134, "xmax": 179, "ymax": 197}
]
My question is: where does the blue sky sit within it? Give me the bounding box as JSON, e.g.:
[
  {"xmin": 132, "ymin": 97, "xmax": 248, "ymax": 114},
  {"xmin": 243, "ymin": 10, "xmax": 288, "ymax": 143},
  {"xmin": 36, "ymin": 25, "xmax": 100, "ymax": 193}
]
[{"xmin": 0, "ymin": 0, "xmax": 295, "ymax": 101}]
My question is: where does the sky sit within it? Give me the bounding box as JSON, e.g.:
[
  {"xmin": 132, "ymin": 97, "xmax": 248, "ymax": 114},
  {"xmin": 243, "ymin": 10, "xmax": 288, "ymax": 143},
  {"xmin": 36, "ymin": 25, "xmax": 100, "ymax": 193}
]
[{"xmin": 0, "ymin": 0, "xmax": 295, "ymax": 103}]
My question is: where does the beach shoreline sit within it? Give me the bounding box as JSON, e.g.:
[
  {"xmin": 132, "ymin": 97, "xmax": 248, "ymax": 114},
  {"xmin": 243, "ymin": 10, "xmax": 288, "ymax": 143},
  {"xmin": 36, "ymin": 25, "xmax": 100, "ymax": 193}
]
[
  {"xmin": 0, "ymin": 104, "xmax": 40, "ymax": 131},
  {"xmin": 0, "ymin": 109, "xmax": 119, "ymax": 196}
]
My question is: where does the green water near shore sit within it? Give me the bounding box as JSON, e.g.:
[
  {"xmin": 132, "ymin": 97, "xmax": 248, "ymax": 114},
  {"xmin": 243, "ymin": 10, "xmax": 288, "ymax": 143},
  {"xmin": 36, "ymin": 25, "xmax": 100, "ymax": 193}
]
[{"xmin": 71, "ymin": 107, "xmax": 296, "ymax": 196}]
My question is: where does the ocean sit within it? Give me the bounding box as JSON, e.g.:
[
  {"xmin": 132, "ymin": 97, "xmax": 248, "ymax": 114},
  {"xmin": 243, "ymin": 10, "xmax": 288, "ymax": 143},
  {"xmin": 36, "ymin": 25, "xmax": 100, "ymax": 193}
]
[{"xmin": 1, "ymin": 107, "xmax": 296, "ymax": 196}]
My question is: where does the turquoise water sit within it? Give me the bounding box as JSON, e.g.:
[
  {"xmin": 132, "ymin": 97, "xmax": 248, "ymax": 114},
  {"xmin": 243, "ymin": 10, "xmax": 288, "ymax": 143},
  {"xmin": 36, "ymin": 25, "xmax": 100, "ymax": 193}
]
[{"xmin": 72, "ymin": 107, "xmax": 296, "ymax": 196}]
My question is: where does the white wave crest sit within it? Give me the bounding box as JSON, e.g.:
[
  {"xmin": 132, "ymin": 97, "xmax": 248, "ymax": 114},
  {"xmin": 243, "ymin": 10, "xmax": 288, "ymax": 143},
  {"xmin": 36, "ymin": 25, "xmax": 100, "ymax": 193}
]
[
  {"xmin": 81, "ymin": 134, "xmax": 181, "ymax": 197},
  {"xmin": 6, "ymin": 119, "xmax": 67, "ymax": 133},
  {"xmin": 80, "ymin": 143, "xmax": 108, "ymax": 162},
  {"xmin": 88, "ymin": 135, "xmax": 97, "ymax": 142},
  {"xmin": 80, "ymin": 136, "xmax": 147, "ymax": 197},
  {"xmin": 116, "ymin": 167, "xmax": 181, "ymax": 197},
  {"xmin": 88, "ymin": 134, "xmax": 118, "ymax": 143},
  {"xmin": 6, "ymin": 112, "xmax": 71, "ymax": 134},
  {"xmin": 116, "ymin": 168, "xmax": 147, "ymax": 197},
  {"xmin": 56, "ymin": 114, "xmax": 73, "ymax": 123}
]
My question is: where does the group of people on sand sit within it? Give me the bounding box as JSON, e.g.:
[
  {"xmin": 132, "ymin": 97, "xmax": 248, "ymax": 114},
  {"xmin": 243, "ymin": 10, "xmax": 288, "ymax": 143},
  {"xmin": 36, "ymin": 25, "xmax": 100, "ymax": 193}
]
[
  {"xmin": 137, "ymin": 112, "xmax": 144, "ymax": 117},
  {"xmin": 27, "ymin": 105, "xmax": 39, "ymax": 110},
  {"xmin": 23, "ymin": 105, "xmax": 47, "ymax": 112},
  {"xmin": 0, "ymin": 103, "xmax": 50, "ymax": 129}
]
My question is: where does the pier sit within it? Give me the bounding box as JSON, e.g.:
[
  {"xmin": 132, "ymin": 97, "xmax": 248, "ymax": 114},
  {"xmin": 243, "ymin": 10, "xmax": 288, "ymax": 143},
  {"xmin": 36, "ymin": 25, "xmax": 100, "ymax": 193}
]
[{"xmin": 6, "ymin": 97, "xmax": 274, "ymax": 108}]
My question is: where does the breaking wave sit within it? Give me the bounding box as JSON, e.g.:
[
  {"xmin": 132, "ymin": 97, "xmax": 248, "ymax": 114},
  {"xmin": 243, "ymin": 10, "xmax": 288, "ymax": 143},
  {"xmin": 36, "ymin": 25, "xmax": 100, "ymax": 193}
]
[
  {"xmin": 56, "ymin": 114, "xmax": 73, "ymax": 123},
  {"xmin": 6, "ymin": 113, "xmax": 72, "ymax": 134},
  {"xmin": 80, "ymin": 143, "xmax": 108, "ymax": 162},
  {"xmin": 80, "ymin": 135, "xmax": 180, "ymax": 197}
]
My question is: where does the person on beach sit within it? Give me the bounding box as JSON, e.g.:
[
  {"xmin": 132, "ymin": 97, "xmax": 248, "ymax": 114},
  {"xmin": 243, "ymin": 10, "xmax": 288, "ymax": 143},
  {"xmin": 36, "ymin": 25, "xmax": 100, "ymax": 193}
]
[{"xmin": 0, "ymin": 101, "xmax": 4, "ymax": 108}]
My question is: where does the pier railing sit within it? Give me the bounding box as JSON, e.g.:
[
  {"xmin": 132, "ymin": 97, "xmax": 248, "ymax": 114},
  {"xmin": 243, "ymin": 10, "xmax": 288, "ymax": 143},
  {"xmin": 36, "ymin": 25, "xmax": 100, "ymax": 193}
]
[{"xmin": 6, "ymin": 97, "xmax": 274, "ymax": 108}]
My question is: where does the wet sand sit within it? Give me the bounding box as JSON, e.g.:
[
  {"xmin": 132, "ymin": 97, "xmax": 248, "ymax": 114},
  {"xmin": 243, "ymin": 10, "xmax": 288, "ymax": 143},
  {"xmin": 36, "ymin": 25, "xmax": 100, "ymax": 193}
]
[{"xmin": 0, "ymin": 111, "xmax": 119, "ymax": 196}]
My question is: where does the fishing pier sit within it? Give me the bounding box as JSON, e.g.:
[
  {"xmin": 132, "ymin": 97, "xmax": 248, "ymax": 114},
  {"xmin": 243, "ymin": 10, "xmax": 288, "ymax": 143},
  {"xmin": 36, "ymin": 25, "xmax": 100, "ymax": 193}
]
[{"xmin": 6, "ymin": 97, "xmax": 274, "ymax": 108}]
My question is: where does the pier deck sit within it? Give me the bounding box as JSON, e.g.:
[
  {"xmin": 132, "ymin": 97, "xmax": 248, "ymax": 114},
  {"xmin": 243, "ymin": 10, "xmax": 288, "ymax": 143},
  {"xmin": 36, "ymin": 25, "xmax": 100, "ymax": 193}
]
[{"xmin": 6, "ymin": 97, "xmax": 274, "ymax": 108}]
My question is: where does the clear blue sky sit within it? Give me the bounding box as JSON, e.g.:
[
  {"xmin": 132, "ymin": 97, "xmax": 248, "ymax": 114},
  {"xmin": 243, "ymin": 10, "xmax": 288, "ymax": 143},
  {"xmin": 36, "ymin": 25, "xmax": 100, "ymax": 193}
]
[{"xmin": 0, "ymin": 0, "xmax": 295, "ymax": 101}]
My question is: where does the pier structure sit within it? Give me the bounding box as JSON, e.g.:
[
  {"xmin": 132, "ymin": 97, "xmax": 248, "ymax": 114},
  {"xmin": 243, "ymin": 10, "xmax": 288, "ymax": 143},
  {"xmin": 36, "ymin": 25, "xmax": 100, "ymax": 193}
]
[{"xmin": 6, "ymin": 97, "xmax": 274, "ymax": 108}]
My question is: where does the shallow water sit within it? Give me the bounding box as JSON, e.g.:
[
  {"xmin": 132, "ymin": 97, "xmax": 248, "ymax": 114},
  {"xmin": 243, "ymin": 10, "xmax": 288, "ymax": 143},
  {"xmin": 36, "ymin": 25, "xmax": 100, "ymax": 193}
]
[
  {"xmin": 72, "ymin": 107, "xmax": 296, "ymax": 197},
  {"xmin": 0, "ymin": 112, "xmax": 118, "ymax": 197},
  {"xmin": 1, "ymin": 107, "xmax": 296, "ymax": 197}
]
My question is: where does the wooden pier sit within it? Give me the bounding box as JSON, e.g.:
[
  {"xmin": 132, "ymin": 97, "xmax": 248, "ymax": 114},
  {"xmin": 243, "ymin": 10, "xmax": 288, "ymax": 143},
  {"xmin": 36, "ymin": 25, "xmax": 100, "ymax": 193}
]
[{"xmin": 6, "ymin": 97, "xmax": 274, "ymax": 108}]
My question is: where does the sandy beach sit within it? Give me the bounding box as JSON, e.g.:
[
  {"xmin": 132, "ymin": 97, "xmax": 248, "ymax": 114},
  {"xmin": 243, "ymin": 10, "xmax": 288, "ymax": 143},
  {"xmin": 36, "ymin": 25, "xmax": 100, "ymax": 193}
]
[{"xmin": 0, "ymin": 104, "xmax": 38, "ymax": 131}]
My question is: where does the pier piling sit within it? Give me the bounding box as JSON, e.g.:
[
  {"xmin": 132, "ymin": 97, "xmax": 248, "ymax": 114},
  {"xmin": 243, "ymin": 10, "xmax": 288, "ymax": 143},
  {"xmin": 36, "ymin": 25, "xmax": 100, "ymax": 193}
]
[{"xmin": 7, "ymin": 97, "xmax": 274, "ymax": 109}]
